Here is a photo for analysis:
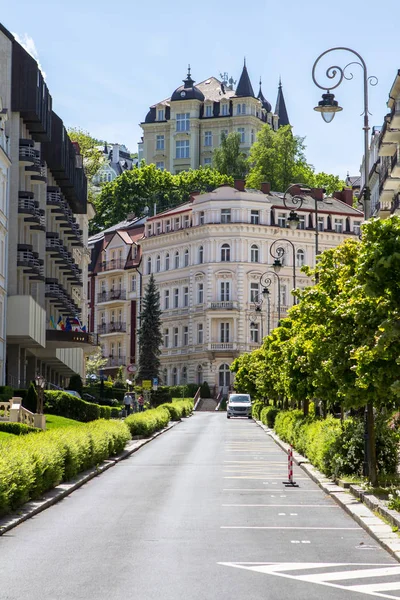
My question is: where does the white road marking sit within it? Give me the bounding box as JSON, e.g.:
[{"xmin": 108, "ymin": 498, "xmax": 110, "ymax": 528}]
[
  {"xmin": 224, "ymin": 476, "xmax": 307, "ymax": 480},
  {"xmin": 220, "ymin": 526, "xmax": 359, "ymax": 530},
  {"xmin": 218, "ymin": 562, "xmax": 400, "ymax": 599},
  {"xmin": 221, "ymin": 505, "xmax": 338, "ymax": 507},
  {"xmin": 222, "ymin": 489, "xmax": 322, "ymax": 492}
]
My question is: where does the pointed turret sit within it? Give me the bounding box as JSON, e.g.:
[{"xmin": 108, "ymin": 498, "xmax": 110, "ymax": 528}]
[
  {"xmin": 235, "ymin": 58, "xmax": 255, "ymax": 98},
  {"xmin": 275, "ymin": 78, "xmax": 290, "ymax": 127},
  {"xmin": 257, "ymin": 77, "xmax": 272, "ymax": 113}
]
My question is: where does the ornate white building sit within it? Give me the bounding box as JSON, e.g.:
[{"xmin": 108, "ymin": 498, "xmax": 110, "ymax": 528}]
[{"xmin": 140, "ymin": 183, "xmax": 363, "ymax": 394}]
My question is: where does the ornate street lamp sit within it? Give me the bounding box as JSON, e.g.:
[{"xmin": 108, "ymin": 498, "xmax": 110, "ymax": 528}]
[
  {"xmin": 260, "ymin": 270, "xmax": 282, "ymax": 325},
  {"xmin": 270, "ymin": 240, "xmax": 297, "ymax": 304},
  {"xmin": 312, "ymin": 47, "xmax": 378, "ymax": 219},
  {"xmin": 34, "ymin": 373, "xmax": 46, "ymax": 414}
]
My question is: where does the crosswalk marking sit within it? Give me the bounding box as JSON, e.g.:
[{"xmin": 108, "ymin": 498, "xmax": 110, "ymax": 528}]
[{"xmin": 219, "ymin": 562, "xmax": 400, "ymax": 598}]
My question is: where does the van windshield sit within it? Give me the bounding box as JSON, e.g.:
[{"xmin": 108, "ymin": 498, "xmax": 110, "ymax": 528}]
[{"xmin": 229, "ymin": 395, "xmax": 250, "ymax": 403}]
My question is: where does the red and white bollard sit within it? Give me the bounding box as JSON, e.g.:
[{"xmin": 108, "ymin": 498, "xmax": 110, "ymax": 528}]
[{"xmin": 283, "ymin": 444, "xmax": 297, "ymax": 486}]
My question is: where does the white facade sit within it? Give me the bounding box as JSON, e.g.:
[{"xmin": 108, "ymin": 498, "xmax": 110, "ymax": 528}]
[
  {"xmin": 141, "ymin": 185, "xmax": 363, "ymax": 394},
  {"xmin": 0, "ymin": 95, "xmax": 10, "ymax": 384}
]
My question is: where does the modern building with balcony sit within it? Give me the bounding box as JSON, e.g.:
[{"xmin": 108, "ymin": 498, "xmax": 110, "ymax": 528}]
[
  {"xmin": 140, "ymin": 182, "xmax": 363, "ymax": 394},
  {"xmin": 139, "ymin": 62, "xmax": 289, "ymax": 173},
  {"xmin": 0, "ymin": 23, "xmax": 97, "ymax": 388},
  {"xmin": 0, "ymin": 94, "xmax": 10, "ymax": 384},
  {"xmin": 88, "ymin": 215, "xmax": 146, "ymax": 377}
]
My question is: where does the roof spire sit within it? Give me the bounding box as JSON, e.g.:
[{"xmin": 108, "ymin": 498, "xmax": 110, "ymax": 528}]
[
  {"xmin": 235, "ymin": 60, "xmax": 255, "ymax": 98},
  {"xmin": 275, "ymin": 78, "xmax": 290, "ymax": 127},
  {"xmin": 183, "ymin": 64, "xmax": 195, "ymax": 89},
  {"xmin": 257, "ymin": 77, "xmax": 272, "ymax": 113}
]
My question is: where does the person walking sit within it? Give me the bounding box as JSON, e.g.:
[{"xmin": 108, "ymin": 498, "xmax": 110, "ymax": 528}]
[
  {"xmin": 138, "ymin": 394, "xmax": 144, "ymax": 412},
  {"xmin": 123, "ymin": 392, "xmax": 132, "ymax": 416}
]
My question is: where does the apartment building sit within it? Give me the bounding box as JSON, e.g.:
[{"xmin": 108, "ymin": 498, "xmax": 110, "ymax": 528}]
[
  {"xmin": 140, "ymin": 183, "xmax": 363, "ymax": 394},
  {"xmin": 139, "ymin": 62, "xmax": 290, "ymax": 173},
  {"xmin": 88, "ymin": 217, "xmax": 145, "ymax": 376},
  {"xmin": 0, "ymin": 23, "xmax": 97, "ymax": 388},
  {"xmin": 0, "ymin": 94, "xmax": 10, "ymax": 384}
]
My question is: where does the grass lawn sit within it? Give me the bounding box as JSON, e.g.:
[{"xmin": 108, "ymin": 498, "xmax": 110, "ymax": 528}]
[
  {"xmin": 45, "ymin": 415, "xmax": 83, "ymax": 429},
  {"xmin": 0, "ymin": 431, "xmax": 14, "ymax": 441}
]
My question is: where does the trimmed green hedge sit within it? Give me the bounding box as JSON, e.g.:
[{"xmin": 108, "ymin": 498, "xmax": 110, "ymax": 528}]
[
  {"xmin": 124, "ymin": 407, "xmax": 170, "ymax": 437},
  {"xmin": 172, "ymin": 399, "xmax": 193, "ymax": 417},
  {"xmin": 252, "ymin": 400, "xmax": 266, "ymax": 420},
  {"xmin": 0, "ymin": 422, "xmax": 39, "ymax": 436},
  {"xmin": 160, "ymin": 399, "xmax": 193, "ymax": 421},
  {"xmin": 0, "ymin": 420, "xmax": 130, "ymax": 516},
  {"xmin": 44, "ymin": 391, "xmax": 111, "ymax": 422},
  {"xmin": 260, "ymin": 406, "xmax": 280, "ymax": 428},
  {"xmin": 274, "ymin": 410, "xmax": 398, "ymax": 478}
]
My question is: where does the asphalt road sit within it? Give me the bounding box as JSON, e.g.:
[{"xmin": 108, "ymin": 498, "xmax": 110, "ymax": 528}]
[{"xmin": 2, "ymin": 413, "xmax": 400, "ymax": 600}]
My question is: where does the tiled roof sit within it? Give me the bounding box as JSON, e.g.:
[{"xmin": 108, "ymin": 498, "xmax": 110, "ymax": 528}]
[
  {"xmin": 235, "ymin": 63, "xmax": 255, "ymax": 98},
  {"xmin": 151, "ymin": 76, "xmax": 236, "ymax": 109}
]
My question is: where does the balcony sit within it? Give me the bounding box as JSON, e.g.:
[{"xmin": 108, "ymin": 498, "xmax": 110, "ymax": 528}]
[
  {"xmin": 7, "ymin": 295, "xmax": 46, "ymax": 347},
  {"xmin": 389, "ymin": 100, "xmax": 400, "ymax": 130},
  {"xmin": 97, "ymin": 289, "xmax": 127, "ymax": 304},
  {"xmin": 18, "ymin": 192, "xmax": 46, "ymax": 231},
  {"xmin": 99, "ymin": 259, "xmax": 125, "ymax": 272},
  {"xmin": 208, "ymin": 342, "xmax": 236, "ymax": 351},
  {"xmin": 391, "ymin": 149, "xmax": 400, "ymax": 179},
  {"xmin": 98, "ymin": 322, "xmax": 127, "ymax": 334},
  {"xmin": 46, "ymin": 233, "xmax": 82, "ymax": 286},
  {"xmin": 104, "ymin": 356, "xmax": 126, "ymax": 368},
  {"xmin": 46, "ymin": 329, "xmax": 99, "ymax": 351},
  {"xmin": 25, "ymin": 151, "xmax": 47, "ymax": 184},
  {"xmin": 47, "ymin": 187, "xmax": 83, "ymax": 246},
  {"xmin": 45, "ymin": 279, "xmax": 80, "ymax": 316},
  {"xmin": 209, "ymin": 301, "xmax": 237, "ymax": 310},
  {"xmin": 19, "ymin": 139, "xmax": 36, "ymax": 166},
  {"xmin": 379, "ymin": 121, "xmax": 398, "ymax": 157},
  {"xmin": 17, "ymin": 244, "xmax": 45, "ymax": 281}
]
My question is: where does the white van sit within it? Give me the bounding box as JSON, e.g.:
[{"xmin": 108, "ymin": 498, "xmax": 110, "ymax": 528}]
[{"xmin": 227, "ymin": 393, "xmax": 252, "ymax": 419}]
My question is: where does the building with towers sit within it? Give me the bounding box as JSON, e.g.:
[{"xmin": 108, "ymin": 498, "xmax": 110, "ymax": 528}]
[{"xmin": 139, "ymin": 61, "xmax": 290, "ymax": 173}]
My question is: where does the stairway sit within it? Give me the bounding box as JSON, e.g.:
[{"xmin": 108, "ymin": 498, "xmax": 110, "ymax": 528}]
[{"xmin": 196, "ymin": 398, "xmax": 218, "ymax": 412}]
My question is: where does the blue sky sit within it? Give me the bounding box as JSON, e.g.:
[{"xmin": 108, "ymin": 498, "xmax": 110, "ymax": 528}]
[{"xmin": 2, "ymin": 0, "xmax": 398, "ymax": 179}]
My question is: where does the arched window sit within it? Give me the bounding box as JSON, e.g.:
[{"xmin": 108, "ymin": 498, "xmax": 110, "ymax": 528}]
[
  {"xmin": 197, "ymin": 365, "xmax": 203, "ymax": 385},
  {"xmin": 182, "ymin": 366, "xmax": 187, "ymax": 384},
  {"xmin": 165, "ymin": 253, "xmax": 170, "ymax": 271},
  {"xmin": 296, "ymin": 249, "xmax": 305, "ymax": 267},
  {"xmin": 199, "ymin": 246, "xmax": 204, "ymax": 264},
  {"xmin": 156, "ymin": 255, "xmax": 161, "ymax": 272},
  {"xmin": 172, "ymin": 367, "xmax": 178, "ymax": 385},
  {"xmin": 221, "ymin": 243, "xmax": 230, "ymax": 262},
  {"xmin": 184, "ymin": 249, "xmax": 189, "ymax": 267},
  {"xmin": 219, "ymin": 364, "xmax": 230, "ymax": 389},
  {"xmin": 147, "ymin": 257, "xmax": 152, "ymax": 274},
  {"xmin": 250, "ymin": 244, "xmax": 259, "ymax": 263},
  {"xmin": 174, "ymin": 251, "xmax": 180, "ymax": 269}
]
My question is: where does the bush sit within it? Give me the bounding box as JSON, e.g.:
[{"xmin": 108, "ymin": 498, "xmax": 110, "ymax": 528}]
[
  {"xmin": 68, "ymin": 374, "xmax": 83, "ymax": 395},
  {"xmin": 159, "ymin": 402, "xmax": 183, "ymax": 421},
  {"xmin": 260, "ymin": 406, "xmax": 279, "ymax": 428},
  {"xmin": 151, "ymin": 387, "xmax": 172, "ymax": 407},
  {"xmin": 124, "ymin": 407, "xmax": 170, "ymax": 437},
  {"xmin": 44, "ymin": 391, "xmax": 101, "ymax": 422},
  {"xmin": 252, "ymin": 400, "xmax": 266, "ymax": 420},
  {"xmin": 0, "ymin": 386, "xmax": 13, "ymax": 400},
  {"xmin": 0, "ymin": 420, "xmax": 130, "ymax": 516},
  {"xmin": 24, "ymin": 383, "xmax": 38, "ymax": 413},
  {"xmin": 0, "ymin": 422, "xmax": 39, "ymax": 435}
]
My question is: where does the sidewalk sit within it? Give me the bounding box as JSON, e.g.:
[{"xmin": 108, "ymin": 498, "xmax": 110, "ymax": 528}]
[
  {"xmin": 0, "ymin": 419, "xmax": 181, "ymax": 536},
  {"xmin": 256, "ymin": 420, "xmax": 400, "ymax": 561}
]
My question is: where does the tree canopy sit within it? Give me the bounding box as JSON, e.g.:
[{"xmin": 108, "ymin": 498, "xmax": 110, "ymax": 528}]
[
  {"xmin": 231, "ymin": 217, "xmax": 400, "ymax": 484},
  {"xmin": 213, "ymin": 132, "xmax": 248, "ymax": 179},
  {"xmin": 90, "ymin": 164, "xmax": 233, "ymax": 234}
]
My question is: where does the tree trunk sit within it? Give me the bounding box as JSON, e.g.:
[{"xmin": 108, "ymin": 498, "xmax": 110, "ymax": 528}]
[
  {"xmin": 322, "ymin": 400, "xmax": 327, "ymax": 419},
  {"xmin": 367, "ymin": 402, "xmax": 378, "ymax": 486},
  {"xmin": 303, "ymin": 398, "xmax": 309, "ymax": 417}
]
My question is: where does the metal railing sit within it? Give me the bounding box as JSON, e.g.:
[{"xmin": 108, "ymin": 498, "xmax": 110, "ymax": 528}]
[
  {"xmin": 98, "ymin": 322, "xmax": 127, "ymax": 334},
  {"xmin": 105, "ymin": 356, "xmax": 126, "ymax": 367},
  {"xmin": 209, "ymin": 301, "xmax": 236, "ymax": 310},
  {"xmin": 97, "ymin": 290, "xmax": 127, "ymax": 303},
  {"xmin": 99, "ymin": 259, "xmax": 125, "ymax": 272}
]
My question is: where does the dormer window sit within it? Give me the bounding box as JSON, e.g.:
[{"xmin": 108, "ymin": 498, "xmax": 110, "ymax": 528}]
[
  {"xmin": 236, "ymin": 103, "xmax": 246, "ymax": 115},
  {"xmin": 221, "ymin": 103, "xmax": 229, "ymax": 116},
  {"xmin": 158, "ymin": 109, "xmax": 164, "ymax": 121},
  {"xmin": 166, "ymin": 220, "xmax": 171, "ymax": 233},
  {"xmin": 205, "ymin": 105, "xmax": 212, "ymax": 117}
]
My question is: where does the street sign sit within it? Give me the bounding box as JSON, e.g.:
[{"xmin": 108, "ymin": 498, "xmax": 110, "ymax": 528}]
[
  {"xmin": 127, "ymin": 364, "xmax": 137, "ymax": 374},
  {"xmin": 142, "ymin": 380, "xmax": 152, "ymax": 390},
  {"xmin": 153, "ymin": 377, "xmax": 158, "ymax": 386}
]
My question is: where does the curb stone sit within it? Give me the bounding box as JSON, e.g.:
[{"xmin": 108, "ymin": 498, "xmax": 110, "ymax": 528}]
[
  {"xmin": 0, "ymin": 419, "xmax": 182, "ymax": 536},
  {"xmin": 255, "ymin": 419, "xmax": 400, "ymax": 562}
]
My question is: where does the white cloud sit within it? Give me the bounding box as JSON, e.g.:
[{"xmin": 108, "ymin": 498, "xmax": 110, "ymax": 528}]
[{"xmin": 12, "ymin": 32, "xmax": 46, "ymax": 79}]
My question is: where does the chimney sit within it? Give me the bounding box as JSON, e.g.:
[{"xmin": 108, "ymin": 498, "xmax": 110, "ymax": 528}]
[
  {"xmin": 113, "ymin": 143, "xmax": 120, "ymax": 163},
  {"xmin": 260, "ymin": 182, "xmax": 271, "ymax": 194},
  {"xmin": 310, "ymin": 188, "xmax": 325, "ymax": 201},
  {"xmin": 333, "ymin": 188, "xmax": 354, "ymax": 206},
  {"xmin": 190, "ymin": 190, "xmax": 201, "ymax": 201},
  {"xmin": 234, "ymin": 179, "xmax": 245, "ymax": 191}
]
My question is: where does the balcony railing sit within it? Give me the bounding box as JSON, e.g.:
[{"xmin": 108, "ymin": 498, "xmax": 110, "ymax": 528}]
[
  {"xmin": 209, "ymin": 342, "xmax": 235, "ymax": 351},
  {"xmin": 105, "ymin": 356, "xmax": 126, "ymax": 367},
  {"xmin": 45, "ymin": 279, "xmax": 80, "ymax": 316},
  {"xmin": 98, "ymin": 322, "xmax": 127, "ymax": 334},
  {"xmin": 18, "ymin": 193, "xmax": 46, "ymax": 231},
  {"xmin": 19, "ymin": 139, "xmax": 36, "ymax": 164},
  {"xmin": 46, "ymin": 233, "xmax": 82, "ymax": 285},
  {"xmin": 99, "ymin": 259, "xmax": 125, "ymax": 272},
  {"xmin": 209, "ymin": 301, "xmax": 236, "ymax": 310},
  {"xmin": 17, "ymin": 245, "xmax": 45, "ymax": 281},
  {"xmin": 97, "ymin": 290, "xmax": 127, "ymax": 303},
  {"xmin": 47, "ymin": 187, "xmax": 83, "ymax": 246}
]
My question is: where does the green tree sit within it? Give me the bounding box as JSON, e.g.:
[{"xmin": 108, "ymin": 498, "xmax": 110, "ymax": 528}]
[
  {"xmin": 86, "ymin": 350, "xmax": 107, "ymax": 377},
  {"xmin": 68, "ymin": 374, "xmax": 83, "ymax": 394},
  {"xmin": 137, "ymin": 274, "xmax": 162, "ymax": 381},
  {"xmin": 213, "ymin": 132, "xmax": 248, "ymax": 179},
  {"xmin": 67, "ymin": 128, "xmax": 104, "ymax": 180},
  {"xmin": 90, "ymin": 164, "xmax": 232, "ymax": 234}
]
